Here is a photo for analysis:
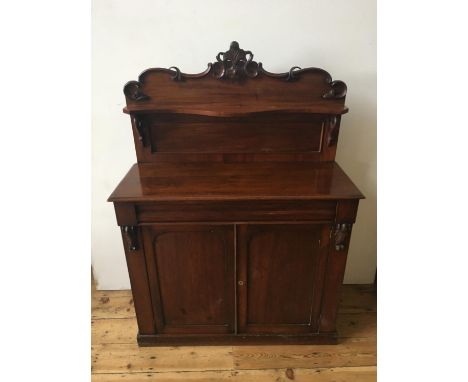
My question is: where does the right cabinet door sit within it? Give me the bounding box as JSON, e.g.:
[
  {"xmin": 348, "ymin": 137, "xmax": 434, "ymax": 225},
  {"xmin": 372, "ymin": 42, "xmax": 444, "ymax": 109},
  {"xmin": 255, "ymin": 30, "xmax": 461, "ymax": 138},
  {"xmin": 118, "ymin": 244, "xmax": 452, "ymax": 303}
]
[{"xmin": 237, "ymin": 224, "xmax": 330, "ymax": 334}]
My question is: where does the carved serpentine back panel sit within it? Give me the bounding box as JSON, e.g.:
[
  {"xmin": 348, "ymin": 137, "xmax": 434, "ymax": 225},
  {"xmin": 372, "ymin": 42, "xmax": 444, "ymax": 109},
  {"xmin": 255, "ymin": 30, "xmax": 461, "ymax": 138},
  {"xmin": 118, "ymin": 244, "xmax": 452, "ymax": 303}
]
[{"xmin": 123, "ymin": 41, "xmax": 348, "ymax": 163}]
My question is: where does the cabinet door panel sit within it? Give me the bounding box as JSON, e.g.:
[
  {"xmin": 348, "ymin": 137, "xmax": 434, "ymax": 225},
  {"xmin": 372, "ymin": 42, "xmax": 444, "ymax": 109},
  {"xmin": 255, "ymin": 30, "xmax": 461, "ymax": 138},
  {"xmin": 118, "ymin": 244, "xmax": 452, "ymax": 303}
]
[
  {"xmin": 237, "ymin": 224, "xmax": 329, "ymax": 334},
  {"xmin": 143, "ymin": 224, "xmax": 235, "ymax": 334}
]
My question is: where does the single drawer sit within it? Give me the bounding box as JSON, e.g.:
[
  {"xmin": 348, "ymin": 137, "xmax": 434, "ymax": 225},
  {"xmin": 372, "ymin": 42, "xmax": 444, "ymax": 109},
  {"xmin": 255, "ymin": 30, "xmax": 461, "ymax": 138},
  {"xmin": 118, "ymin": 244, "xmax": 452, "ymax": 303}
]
[{"xmin": 135, "ymin": 200, "xmax": 337, "ymax": 223}]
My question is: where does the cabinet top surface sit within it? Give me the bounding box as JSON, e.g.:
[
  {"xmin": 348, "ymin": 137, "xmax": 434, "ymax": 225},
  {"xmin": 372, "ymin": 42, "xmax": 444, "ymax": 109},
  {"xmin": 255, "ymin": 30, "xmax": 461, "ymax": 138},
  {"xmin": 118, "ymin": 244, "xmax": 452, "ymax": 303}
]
[{"xmin": 108, "ymin": 162, "xmax": 364, "ymax": 203}]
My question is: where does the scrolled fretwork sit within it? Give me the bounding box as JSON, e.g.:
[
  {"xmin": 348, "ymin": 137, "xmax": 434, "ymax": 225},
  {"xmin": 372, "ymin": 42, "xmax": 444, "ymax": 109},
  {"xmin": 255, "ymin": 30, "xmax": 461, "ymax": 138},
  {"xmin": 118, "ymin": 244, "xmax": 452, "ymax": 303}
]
[
  {"xmin": 169, "ymin": 66, "xmax": 182, "ymax": 81},
  {"xmin": 286, "ymin": 66, "xmax": 302, "ymax": 82},
  {"xmin": 334, "ymin": 223, "xmax": 352, "ymax": 251},
  {"xmin": 122, "ymin": 225, "xmax": 138, "ymax": 251},
  {"xmin": 127, "ymin": 41, "xmax": 347, "ymax": 95}
]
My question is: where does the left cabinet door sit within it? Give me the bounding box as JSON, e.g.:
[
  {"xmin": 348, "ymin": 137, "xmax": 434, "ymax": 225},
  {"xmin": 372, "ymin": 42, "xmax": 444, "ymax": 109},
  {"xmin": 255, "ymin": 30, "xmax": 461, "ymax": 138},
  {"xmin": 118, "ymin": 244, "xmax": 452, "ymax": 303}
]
[{"xmin": 142, "ymin": 224, "xmax": 235, "ymax": 335}]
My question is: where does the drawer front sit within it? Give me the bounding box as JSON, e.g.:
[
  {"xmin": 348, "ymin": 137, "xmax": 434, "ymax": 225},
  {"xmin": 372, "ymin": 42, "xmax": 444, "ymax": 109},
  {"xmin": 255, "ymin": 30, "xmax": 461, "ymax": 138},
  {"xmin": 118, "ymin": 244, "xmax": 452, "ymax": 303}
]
[{"xmin": 135, "ymin": 200, "xmax": 337, "ymax": 223}]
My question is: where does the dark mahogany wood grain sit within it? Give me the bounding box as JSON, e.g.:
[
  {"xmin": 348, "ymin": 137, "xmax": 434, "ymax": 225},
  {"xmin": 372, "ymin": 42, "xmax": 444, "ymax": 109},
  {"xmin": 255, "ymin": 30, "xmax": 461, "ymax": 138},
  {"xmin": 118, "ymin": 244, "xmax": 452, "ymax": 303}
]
[
  {"xmin": 134, "ymin": 200, "xmax": 337, "ymax": 223},
  {"xmin": 123, "ymin": 41, "xmax": 347, "ymax": 117},
  {"xmin": 142, "ymin": 224, "xmax": 235, "ymax": 335},
  {"xmin": 237, "ymin": 224, "xmax": 327, "ymax": 334},
  {"xmin": 123, "ymin": 43, "xmax": 347, "ymax": 115},
  {"xmin": 119, "ymin": 226, "xmax": 154, "ymax": 335},
  {"xmin": 108, "ymin": 162, "xmax": 364, "ymax": 202},
  {"xmin": 131, "ymin": 113, "xmax": 342, "ymax": 163},
  {"xmin": 109, "ymin": 41, "xmax": 364, "ymax": 346},
  {"xmin": 147, "ymin": 113, "xmax": 324, "ymax": 154},
  {"xmin": 124, "ymin": 104, "xmax": 348, "ymax": 117}
]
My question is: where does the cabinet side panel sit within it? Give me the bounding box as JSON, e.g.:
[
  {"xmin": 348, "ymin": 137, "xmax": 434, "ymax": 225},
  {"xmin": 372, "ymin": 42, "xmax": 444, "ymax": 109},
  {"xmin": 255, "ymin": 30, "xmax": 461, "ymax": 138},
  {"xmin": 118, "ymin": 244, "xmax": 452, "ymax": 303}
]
[
  {"xmin": 115, "ymin": 238, "xmax": 154, "ymax": 335},
  {"xmin": 319, "ymin": 199, "xmax": 360, "ymax": 333}
]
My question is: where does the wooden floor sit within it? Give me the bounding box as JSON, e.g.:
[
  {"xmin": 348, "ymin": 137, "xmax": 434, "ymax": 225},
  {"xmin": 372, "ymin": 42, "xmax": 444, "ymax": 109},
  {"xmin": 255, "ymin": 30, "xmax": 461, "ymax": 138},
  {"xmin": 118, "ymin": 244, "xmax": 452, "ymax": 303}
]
[{"xmin": 92, "ymin": 282, "xmax": 376, "ymax": 381}]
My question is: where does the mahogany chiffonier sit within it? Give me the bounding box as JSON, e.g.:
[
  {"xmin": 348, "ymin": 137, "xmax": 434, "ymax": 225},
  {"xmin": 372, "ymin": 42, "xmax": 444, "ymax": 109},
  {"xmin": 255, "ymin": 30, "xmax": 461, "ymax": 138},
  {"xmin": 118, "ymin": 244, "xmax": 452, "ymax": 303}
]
[{"xmin": 108, "ymin": 42, "xmax": 364, "ymax": 346}]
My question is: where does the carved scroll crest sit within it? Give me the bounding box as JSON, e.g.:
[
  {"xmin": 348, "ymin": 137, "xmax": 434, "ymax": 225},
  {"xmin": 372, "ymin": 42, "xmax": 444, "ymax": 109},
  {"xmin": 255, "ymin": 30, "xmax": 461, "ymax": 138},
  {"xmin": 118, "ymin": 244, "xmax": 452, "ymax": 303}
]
[
  {"xmin": 124, "ymin": 41, "xmax": 347, "ymax": 99},
  {"xmin": 212, "ymin": 41, "xmax": 259, "ymax": 80}
]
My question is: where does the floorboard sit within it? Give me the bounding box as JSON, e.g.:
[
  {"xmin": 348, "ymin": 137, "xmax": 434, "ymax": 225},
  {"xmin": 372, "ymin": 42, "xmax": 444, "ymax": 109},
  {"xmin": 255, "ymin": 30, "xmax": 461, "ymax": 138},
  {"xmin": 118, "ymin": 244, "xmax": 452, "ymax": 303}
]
[{"xmin": 91, "ymin": 283, "xmax": 376, "ymax": 381}]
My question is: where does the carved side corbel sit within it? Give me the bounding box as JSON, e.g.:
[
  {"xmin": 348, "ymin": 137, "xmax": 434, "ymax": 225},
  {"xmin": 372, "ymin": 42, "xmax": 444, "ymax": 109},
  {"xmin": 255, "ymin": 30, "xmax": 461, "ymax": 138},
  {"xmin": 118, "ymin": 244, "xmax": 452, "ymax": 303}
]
[
  {"xmin": 121, "ymin": 225, "xmax": 138, "ymax": 251},
  {"xmin": 327, "ymin": 115, "xmax": 340, "ymax": 147},
  {"xmin": 132, "ymin": 114, "xmax": 147, "ymax": 147},
  {"xmin": 334, "ymin": 223, "xmax": 352, "ymax": 251}
]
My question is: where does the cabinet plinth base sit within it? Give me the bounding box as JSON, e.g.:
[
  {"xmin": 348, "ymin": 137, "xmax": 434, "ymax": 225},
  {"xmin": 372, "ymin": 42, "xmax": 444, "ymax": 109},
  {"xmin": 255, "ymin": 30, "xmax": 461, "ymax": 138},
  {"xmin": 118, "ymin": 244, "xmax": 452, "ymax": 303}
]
[{"xmin": 137, "ymin": 332, "xmax": 337, "ymax": 346}]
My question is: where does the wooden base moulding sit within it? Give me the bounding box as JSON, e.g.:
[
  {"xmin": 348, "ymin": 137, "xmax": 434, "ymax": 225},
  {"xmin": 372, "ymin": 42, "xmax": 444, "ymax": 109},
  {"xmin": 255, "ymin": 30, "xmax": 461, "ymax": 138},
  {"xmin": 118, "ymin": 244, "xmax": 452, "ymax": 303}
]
[{"xmin": 137, "ymin": 333, "xmax": 338, "ymax": 346}]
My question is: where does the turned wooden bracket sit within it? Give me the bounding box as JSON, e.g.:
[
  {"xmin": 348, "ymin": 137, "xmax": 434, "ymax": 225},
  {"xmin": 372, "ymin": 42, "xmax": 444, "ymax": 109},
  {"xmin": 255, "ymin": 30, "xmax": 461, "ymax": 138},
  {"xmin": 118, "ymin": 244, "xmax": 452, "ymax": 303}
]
[
  {"xmin": 122, "ymin": 225, "xmax": 138, "ymax": 251},
  {"xmin": 334, "ymin": 223, "xmax": 352, "ymax": 251}
]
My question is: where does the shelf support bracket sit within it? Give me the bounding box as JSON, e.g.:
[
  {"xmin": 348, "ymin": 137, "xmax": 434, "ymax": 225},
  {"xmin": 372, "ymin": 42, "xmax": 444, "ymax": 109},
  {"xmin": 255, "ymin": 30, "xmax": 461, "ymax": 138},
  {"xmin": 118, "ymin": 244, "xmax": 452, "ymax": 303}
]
[
  {"xmin": 327, "ymin": 115, "xmax": 340, "ymax": 147},
  {"xmin": 132, "ymin": 115, "xmax": 147, "ymax": 147}
]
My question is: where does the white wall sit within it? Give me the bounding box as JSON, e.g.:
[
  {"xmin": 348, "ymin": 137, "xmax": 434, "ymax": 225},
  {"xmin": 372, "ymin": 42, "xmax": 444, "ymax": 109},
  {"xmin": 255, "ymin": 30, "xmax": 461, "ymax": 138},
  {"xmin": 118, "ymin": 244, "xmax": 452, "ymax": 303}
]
[{"xmin": 92, "ymin": 0, "xmax": 376, "ymax": 289}]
